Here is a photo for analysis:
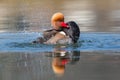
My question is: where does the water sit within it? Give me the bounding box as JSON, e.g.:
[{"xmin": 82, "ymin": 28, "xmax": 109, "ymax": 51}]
[
  {"xmin": 0, "ymin": 0, "xmax": 120, "ymax": 80},
  {"xmin": 0, "ymin": 32, "xmax": 119, "ymax": 80},
  {"xmin": 0, "ymin": 32, "xmax": 119, "ymax": 52}
]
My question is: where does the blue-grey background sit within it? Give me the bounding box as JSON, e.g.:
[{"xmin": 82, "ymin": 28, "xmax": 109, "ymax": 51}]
[{"xmin": 0, "ymin": 0, "xmax": 120, "ymax": 32}]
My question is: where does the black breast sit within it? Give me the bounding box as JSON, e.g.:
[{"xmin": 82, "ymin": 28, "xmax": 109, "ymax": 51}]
[{"xmin": 63, "ymin": 21, "xmax": 80, "ymax": 43}]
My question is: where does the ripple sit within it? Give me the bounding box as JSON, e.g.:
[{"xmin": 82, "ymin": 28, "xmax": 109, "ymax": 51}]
[{"xmin": 0, "ymin": 32, "xmax": 119, "ymax": 52}]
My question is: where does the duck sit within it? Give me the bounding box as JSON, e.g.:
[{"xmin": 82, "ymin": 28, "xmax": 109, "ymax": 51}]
[{"xmin": 32, "ymin": 12, "xmax": 80, "ymax": 44}]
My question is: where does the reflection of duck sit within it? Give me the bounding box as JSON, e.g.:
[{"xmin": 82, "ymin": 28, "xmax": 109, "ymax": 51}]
[
  {"xmin": 32, "ymin": 12, "xmax": 80, "ymax": 44},
  {"xmin": 45, "ymin": 47, "xmax": 80, "ymax": 76},
  {"xmin": 52, "ymin": 57, "xmax": 66, "ymax": 76}
]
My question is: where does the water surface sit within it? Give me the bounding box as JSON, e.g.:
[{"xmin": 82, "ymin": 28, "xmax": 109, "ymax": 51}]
[
  {"xmin": 0, "ymin": 0, "xmax": 120, "ymax": 80},
  {"xmin": 0, "ymin": 32, "xmax": 119, "ymax": 52},
  {"xmin": 0, "ymin": 32, "xmax": 119, "ymax": 80}
]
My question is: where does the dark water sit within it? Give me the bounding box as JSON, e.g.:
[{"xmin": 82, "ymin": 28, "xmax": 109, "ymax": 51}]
[{"xmin": 0, "ymin": 0, "xmax": 120, "ymax": 80}]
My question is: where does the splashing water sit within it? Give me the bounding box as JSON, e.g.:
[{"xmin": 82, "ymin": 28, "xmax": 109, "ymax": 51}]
[{"xmin": 0, "ymin": 32, "xmax": 119, "ymax": 53}]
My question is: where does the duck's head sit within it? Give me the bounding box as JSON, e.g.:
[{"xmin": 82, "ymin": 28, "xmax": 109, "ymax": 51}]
[{"xmin": 51, "ymin": 12, "xmax": 65, "ymax": 30}]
